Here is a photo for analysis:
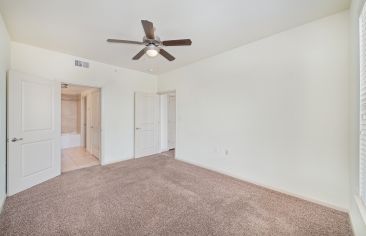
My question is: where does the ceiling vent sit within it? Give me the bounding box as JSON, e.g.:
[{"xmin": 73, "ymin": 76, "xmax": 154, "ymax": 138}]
[{"xmin": 75, "ymin": 60, "xmax": 89, "ymax": 68}]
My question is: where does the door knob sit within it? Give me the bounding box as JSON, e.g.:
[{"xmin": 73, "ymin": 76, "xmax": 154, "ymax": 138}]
[
  {"xmin": 11, "ymin": 138, "xmax": 23, "ymax": 142},
  {"xmin": 136, "ymin": 127, "xmax": 141, "ymax": 130}
]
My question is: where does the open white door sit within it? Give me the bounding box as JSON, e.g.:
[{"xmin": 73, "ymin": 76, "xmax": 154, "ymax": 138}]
[
  {"xmin": 91, "ymin": 90, "xmax": 101, "ymax": 159},
  {"xmin": 168, "ymin": 95, "xmax": 176, "ymax": 149},
  {"xmin": 7, "ymin": 71, "xmax": 61, "ymax": 196},
  {"xmin": 135, "ymin": 92, "xmax": 159, "ymax": 158},
  {"xmin": 85, "ymin": 89, "xmax": 101, "ymax": 159}
]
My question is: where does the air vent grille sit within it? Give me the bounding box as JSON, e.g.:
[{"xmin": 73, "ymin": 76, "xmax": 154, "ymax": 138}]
[{"xmin": 75, "ymin": 60, "xmax": 89, "ymax": 68}]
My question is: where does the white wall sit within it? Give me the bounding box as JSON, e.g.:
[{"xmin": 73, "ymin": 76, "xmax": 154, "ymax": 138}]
[
  {"xmin": 158, "ymin": 11, "xmax": 350, "ymax": 210},
  {"xmin": 11, "ymin": 42, "xmax": 157, "ymax": 165},
  {"xmin": 349, "ymin": 0, "xmax": 366, "ymax": 235},
  {"xmin": 0, "ymin": 13, "xmax": 10, "ymax": 211}
]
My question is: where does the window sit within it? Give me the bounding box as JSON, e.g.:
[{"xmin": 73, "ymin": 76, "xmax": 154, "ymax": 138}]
[{"xmin": 360, "ymin": 2, "xmax": 366, "ymax": 205}]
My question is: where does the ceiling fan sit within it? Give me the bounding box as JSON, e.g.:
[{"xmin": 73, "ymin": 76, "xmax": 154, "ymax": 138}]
[{"xmin": 107, "ymin": 20, "xmax": 192, "ymax": 61}]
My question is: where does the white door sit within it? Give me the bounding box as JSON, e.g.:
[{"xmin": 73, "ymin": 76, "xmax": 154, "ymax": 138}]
[
  {"xmin": 91, "ymin": 90, "xmax": 101, "ymax": 159},
  {"xmin": 81, "ymin": 96, "xmax": 87, "ymax": 147},
  {"xmin": 7, "ymin": 71, "xmax": 61, "ymax": 196},
  {"xmin": 86, "ymin": 93, "xmax": 92, "ymax": 153},
  {"xmin": 168, "ymin": 95, "xmax": 176, "ymax": 149},
  {"xmin": 135, "ymin": 92, "xmax": 159, "ymax": 158}
]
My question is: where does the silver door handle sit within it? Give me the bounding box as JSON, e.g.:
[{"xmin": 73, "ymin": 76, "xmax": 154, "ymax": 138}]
[
  {"xmin": 136, "ymin": 127, "xmax": 141, "ymax": 130},
  {"xmin": 11, "ymin": 138, "xmax": 23, "ymax": 142}
]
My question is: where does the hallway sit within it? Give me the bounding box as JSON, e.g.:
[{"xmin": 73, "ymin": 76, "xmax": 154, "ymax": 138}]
[{"xmin": 61, "ymin": 147, "xmax": 99, "ymax": 173}]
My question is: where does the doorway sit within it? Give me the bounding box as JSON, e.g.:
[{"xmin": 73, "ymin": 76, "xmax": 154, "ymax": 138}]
[
  {"xmin": 61, "ymin": 83, "xmax": 101, "ymax": 172},
  {"xmin": 160, "ymin": 92, "xmax": 176, "ymax": 158}
]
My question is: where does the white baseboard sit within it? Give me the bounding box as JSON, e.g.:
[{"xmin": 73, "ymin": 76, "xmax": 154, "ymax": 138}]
[
  {"xmin": 102, "ymin": 151, "xmax": 168, "ymax": 166},
  {"xmin": 0, "ymin": 194, "xmax": 5, "ymax": 214},
  {"xmin": 101, "ymin": 157, "xmax": 133, "ymax": 166},
  {"xmin": 176, "ymin": 157, "xmax": 348, "ymax": 213}
]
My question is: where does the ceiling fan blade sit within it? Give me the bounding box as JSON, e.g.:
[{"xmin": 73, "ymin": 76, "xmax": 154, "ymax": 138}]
[
  {"xmin": 132, "ymin": 48, "xmax": 147, "ymax": 60},
  {"xmin": 159, "ymin": 49, "xmax": 175, "ymax": 61},
  {"xmin": 107, "ymin": 39, "xmax": 144, "ymax": 45},
  {"xmin": 141, "ymin": 20, "xmax": 155, "ymax": 39},
  {"xmin": 162, "ymin": 39, "xmax": 192, "ymax": 46}
]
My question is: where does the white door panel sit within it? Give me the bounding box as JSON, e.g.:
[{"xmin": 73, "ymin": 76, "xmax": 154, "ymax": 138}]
[
  {"xmin": 85, "ymin": 90, "xmax": 101, "ymax": 159},
  {"xmin": 168, "ymin": 95, "xmax": 176, "ymax": 149},
  {"xmin": 22, "ymin": 81, "xmax": 53, "ymax": 131},
  {"xmin": 8, "ymin": 71, "xmax": 61, "ymax": 196},
  {"xmin": 86, "ymin": 93, "xmax": 92, "ymax": 153},
  {"xmin": 135, "ymin": 92, "xmax": 159, "ymax": 158},
  {"xmin": 21, "ymin": 140, "xmax": 53, "ymax": 177}
]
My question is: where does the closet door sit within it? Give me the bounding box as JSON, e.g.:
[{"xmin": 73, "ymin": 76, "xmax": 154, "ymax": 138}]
[
  {"xmin": 86, "ymin": 94, "xmax": 92, "ymax": 154},
  {"xmin": 90, "ymin": 90, "xmax": 101, "ymax": 159},
  {"xmin": 134, "ymin": 92, "xmax": 159, "ymax": 158}
]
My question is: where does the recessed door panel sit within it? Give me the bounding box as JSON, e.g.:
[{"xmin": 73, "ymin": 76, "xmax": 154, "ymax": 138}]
[
  {"xmin": 22, "ymin": 140, "xmax": 53, "ymax": 177},
  {"xmin": 22, "ymin": 81, "xmax": 53, "ymax": 132}
]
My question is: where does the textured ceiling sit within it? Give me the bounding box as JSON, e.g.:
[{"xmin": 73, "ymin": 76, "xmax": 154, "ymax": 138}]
[{"xmin": 0, "ymin": 0, "xmax": 350, "ymax": 74}]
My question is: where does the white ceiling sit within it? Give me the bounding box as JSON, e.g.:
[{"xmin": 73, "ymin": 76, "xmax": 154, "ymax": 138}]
[{"xmin": 0, "ymin": 0, "xmax": 350, "ymax": 74}]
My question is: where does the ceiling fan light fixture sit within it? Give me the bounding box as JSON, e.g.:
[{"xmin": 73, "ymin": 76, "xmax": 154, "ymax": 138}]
[
  {"xmin": 146, "ymin": 45, "xmax": 159, "ymax": 57},
  {"xmin": 107, "ymin": 20, "xmax": 190, "ymax": 61}
]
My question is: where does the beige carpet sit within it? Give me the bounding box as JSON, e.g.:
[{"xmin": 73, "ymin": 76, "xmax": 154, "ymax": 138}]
[{"xmin": 0, "ymin": 154, "xmax": 352, "ymax": 235}]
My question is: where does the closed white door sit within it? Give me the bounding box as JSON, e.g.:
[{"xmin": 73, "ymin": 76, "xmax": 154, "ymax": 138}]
[
  {"xmin": 135, "ymin": 92, "xmax": 159, "ymax": 158},
  {"xmin": 7, "ymin": 71, "xmax": 61, "ymax": 196},
  {"xmin": 168, "ymin": 95, "xmax": 176, "ymax": 149},
  {"xmin": 91, "ymin": 90, "xmax": 101, "ymax": 159}
]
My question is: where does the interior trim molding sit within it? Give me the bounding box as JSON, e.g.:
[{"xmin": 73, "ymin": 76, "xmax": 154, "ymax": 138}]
[
  {"xmin": 157, "ymin": 90, "xmax": 176, "ymax": 95},
  {"xmin": 101, "ymin": 156, "xmax": 132, "ymax": 166},
  {"xmin": 175, "ymin": 157, "xmax": 348, "ymax": 213},
  {"xmin": 0, "ymin": 194, "xmax": 5, "ymax": 214},
  {"xmin": 355, "ymin": 195, "xmax": 366, "ymax": 224}
]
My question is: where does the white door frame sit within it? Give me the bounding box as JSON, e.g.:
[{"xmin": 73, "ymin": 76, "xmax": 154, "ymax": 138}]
[
  {"xmin": 61, "ymin": 83, "xmax": 103, "ymax": 164},
  {"xmin": 80, "ymin": 95, "xmax": 87, "ymax": 148},
  {"xmin": 167, "ymin": 94, "xmax": 176, "ymax": 150},
  {"xmin": 158, "ymin": 90, "xmax": 177, "ymax": 155}
]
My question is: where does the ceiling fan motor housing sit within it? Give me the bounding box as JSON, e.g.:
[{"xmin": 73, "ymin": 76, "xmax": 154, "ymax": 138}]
[{"xmin": 143, "ymin": 36, "xmax": 161, "ymax": 46}]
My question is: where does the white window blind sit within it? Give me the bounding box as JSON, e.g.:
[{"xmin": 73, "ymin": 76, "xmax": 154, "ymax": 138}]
[{"xmin": 360, "ymin": 2, "xmax": 366, "ymax": 205}]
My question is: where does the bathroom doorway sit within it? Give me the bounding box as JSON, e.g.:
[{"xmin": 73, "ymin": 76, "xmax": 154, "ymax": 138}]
[
  {"xmin": 159, "ymin": 91, "xmax": 176, "ymax": 158},
  {"xmin": 61, "ymin": 83, "xmax": 101, "ymax": 173}
]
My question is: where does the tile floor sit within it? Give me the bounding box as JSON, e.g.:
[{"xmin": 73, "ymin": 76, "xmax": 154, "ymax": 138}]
[{"xmin": 61, "ymin": 147, "xmax": 99, "ymax": 173}]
